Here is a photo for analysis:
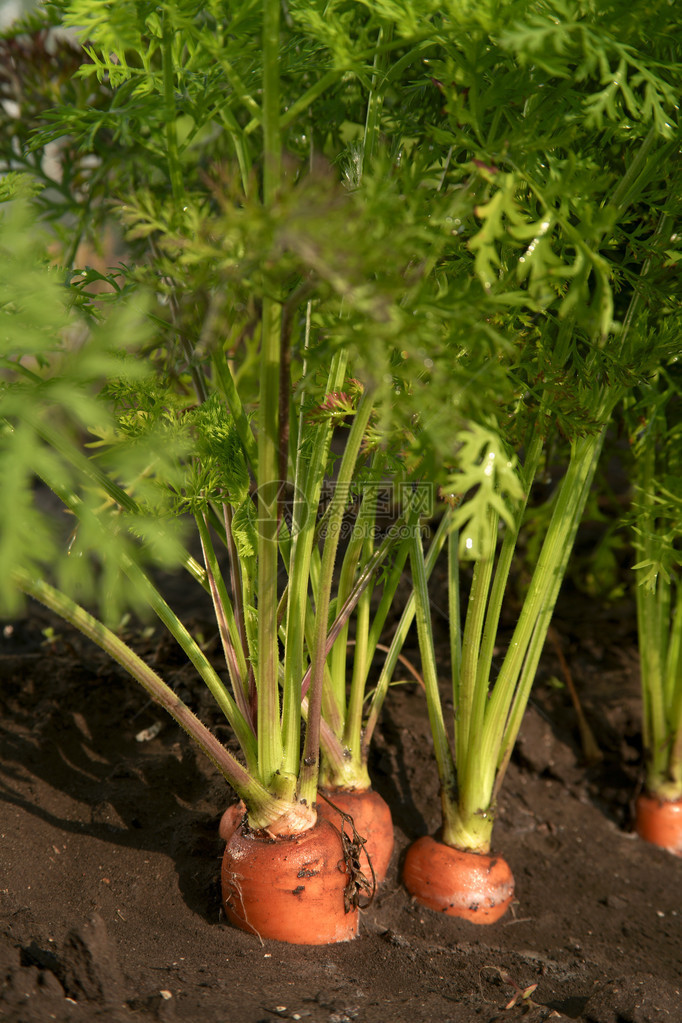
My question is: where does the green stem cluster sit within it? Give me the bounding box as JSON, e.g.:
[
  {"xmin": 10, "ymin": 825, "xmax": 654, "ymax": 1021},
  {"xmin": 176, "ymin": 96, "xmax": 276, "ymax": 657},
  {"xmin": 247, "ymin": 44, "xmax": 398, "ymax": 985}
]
[
  {"xmin": 4, "ymin": 0, "xmax": 681, "ymax": 861},
  {"xmin": 634, "ymin": 406, "xmax": 682, "ymax": 801}
]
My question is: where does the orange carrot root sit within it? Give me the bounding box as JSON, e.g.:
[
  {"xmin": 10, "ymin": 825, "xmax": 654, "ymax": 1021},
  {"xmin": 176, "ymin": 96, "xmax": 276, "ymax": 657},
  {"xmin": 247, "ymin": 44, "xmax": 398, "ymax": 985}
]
[
  {"xmin": 221, "ymin": 817, "xmax": 359, "ymax": 944},
  {"xmin": 218, "ymin": 801, "xmax": 246, "ymax": 843},
  {"xmin": 635, "ymin": 793, "xmax": 682, "ymax": 857},
  {"xmin": 402, "ymin": 835, "xmax": 515, "ymax": 924},
  {"xmin": 316, "ymin": 787, "xmax": 394, "ymax": 884}
]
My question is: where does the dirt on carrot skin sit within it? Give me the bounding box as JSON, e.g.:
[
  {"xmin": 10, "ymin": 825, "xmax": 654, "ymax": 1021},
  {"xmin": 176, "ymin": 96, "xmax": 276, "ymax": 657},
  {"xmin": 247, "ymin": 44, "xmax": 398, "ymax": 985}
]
[{"xmin": 1, "ymin": 589, "xmax": 681, "ymax": 1023}]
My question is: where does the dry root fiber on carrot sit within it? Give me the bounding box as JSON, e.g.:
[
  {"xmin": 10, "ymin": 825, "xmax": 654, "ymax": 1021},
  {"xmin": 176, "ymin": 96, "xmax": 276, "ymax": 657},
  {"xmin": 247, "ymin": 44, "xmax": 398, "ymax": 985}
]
[{"xmin": 316, "ymin": 787, "xmax": 394, "ymax": 885}]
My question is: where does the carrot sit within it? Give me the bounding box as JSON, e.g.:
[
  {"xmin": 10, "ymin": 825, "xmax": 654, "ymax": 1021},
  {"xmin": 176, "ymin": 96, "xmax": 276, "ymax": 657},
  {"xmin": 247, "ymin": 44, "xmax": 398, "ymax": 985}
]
[
  {"xmin": 221, "ymin": 788, "xmax": 394, "ymax": 884},
  {"xmin": 219, "ymin": 801, "xmax": 246, "ymax": 843},
  {"xmin": 635, "ymin": 793, "xmax": 682, "ymax": 857},
  {"xmin": 221, "ymin": 817, "xmax": 359, "ymax": 944},
  {"xmin": 402, "ymin": 835, "xmax": 514, "ymax": 924},
  {"xmin": 316, "ymin": 787, "xmax": 394, "ymax": 884}
]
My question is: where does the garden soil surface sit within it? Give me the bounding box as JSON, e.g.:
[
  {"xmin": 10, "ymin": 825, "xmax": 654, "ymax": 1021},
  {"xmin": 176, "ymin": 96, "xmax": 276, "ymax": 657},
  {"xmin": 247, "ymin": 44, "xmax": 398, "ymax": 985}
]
[{"xmin": 1, "ymin": 575, "xmax": 680, "ymax": 1023}]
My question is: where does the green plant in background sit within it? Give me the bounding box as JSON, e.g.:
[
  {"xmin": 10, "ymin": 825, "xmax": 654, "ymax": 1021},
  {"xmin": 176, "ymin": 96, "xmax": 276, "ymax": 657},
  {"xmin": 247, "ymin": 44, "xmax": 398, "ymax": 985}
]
[
  {"xmin": 394, "ymin": 0, "xmax": 682, "ymax": 919},
  {"xmin": 2, "ymin": 0, "xmax": 681, "ymax": 938},
  {"xmin": 627, "ymin": 364, "xmax": 682, "ymax": 854}
]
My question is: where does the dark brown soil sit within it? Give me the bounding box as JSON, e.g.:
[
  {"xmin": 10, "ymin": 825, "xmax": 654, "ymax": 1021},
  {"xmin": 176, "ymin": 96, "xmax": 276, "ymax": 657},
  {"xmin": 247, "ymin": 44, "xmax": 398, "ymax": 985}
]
[{"xmin": 1, "ymin": 588, "xmax": 680, "ymax": 1023}]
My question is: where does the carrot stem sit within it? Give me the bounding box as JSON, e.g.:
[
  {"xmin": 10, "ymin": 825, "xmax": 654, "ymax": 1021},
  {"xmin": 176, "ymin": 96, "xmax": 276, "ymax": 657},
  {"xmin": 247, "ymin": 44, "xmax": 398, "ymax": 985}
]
[
  {"xmin": 634, "ymin": 381, "xmax": 682, "ymax": 801},
  {"xmin": 212, "ymin": 347, "xmax": 259, "ymax": 473},
  {"xmin": 407, "ymin": 523, "xmax": 458, "ymax": 835},
  {"xmin": 281, "ymin": 349, "xmax": 348, "ymax": 779},
  {"xmin": 222, "ymin": 502, "xmax": 250, "ymax": 676},
  {"xmin": 255, "ymin": 0, "xmax": 285, "ymax": 792},
  {"xmin": 298, "ymin": 390, "xmax": 375, "ymax": 806},
  {"xmin": 120, "ymin": 556, "xmax": 258, "ymax": 772},
  {"xmin": 196, "ymin": 511, "xmax": 249, "ymax": 700},
  {"xmin": 456, "ymin": 514, "xmax": 496, "ymax": 763},
  {"xmin": 667, "ymin": 588, "xmax": 682, "ymax": 792},
  {"xmin": 327, "ymin": 455, "xmax": 381, "ymax": 726},
  {"xmin": 362, "ymin": 510, "xmax": 450, "ymax": 757},
  {"xmin": 10, "ymin": 569, "xmax": 278, "ymax": 817},
  {"xmin": 462, "ymin": 428, "xmax": 605, "ymax": 841}
]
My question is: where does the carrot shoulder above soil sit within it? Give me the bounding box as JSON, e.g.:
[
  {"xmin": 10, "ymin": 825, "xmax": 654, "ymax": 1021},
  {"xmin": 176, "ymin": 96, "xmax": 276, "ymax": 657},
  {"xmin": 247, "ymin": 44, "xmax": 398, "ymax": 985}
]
[
  {"xmin": 402, "ymin": 836, "xmax": 514, "ymax": 924},
  {"xmin": 220, "ymin": 788, "xmax": 394, "ymax": 887},
  {"xmin": 635, "ymin": 794, "xmax": 682, "ymax": 857}
]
